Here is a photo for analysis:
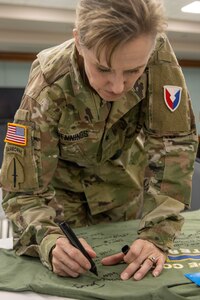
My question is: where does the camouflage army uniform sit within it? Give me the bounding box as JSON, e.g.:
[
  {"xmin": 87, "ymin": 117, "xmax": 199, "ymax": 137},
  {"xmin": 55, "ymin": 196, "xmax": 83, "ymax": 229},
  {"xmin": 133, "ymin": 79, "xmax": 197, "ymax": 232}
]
[{"xmin": 0, "ymin": 34, "xmax": 198, "ymax": 270}]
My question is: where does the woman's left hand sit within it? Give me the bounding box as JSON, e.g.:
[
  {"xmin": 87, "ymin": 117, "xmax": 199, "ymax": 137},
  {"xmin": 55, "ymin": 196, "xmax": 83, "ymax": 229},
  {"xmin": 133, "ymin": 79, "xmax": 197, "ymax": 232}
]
[{"xmin": 101, "ymin": 239, "xmax": 166, "ymax": 281}]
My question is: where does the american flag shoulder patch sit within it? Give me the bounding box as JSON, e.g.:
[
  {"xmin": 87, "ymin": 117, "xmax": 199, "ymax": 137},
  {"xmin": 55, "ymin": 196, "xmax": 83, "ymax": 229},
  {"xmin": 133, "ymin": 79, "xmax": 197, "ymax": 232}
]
[{"xmin": 4, "ymin": 123, "xmax": 27, "ymax": 146}]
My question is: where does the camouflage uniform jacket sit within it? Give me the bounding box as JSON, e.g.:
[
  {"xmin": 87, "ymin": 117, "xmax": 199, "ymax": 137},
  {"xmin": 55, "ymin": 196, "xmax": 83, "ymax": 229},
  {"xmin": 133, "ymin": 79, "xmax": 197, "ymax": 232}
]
[{"xmin": 0, "ymin": 34, "xmax": 198, "ymax": 270}]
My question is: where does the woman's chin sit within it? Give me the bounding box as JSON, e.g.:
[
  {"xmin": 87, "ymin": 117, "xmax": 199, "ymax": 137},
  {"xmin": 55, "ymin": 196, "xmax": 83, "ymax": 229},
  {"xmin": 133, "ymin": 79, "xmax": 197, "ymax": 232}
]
[{"xmin": 98, "ymin": 90, "xmax": 124, "ymax": 101}]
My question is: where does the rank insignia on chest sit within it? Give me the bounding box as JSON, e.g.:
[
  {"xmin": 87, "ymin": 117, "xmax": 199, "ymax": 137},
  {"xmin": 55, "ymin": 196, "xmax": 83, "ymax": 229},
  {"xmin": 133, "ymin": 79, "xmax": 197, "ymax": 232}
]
[
  {"xmin": 4, "ymin": 123, "xmax": 27, "ymax": 146},
  {"xmin": 163, "ymin": 85, "xmax": 182, "ymax": 112}
]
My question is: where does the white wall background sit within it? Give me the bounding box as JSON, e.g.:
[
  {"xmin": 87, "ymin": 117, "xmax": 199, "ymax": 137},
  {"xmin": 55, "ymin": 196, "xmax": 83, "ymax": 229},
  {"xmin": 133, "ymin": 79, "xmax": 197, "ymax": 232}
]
[{"xmin": 182, "ymin": 68, "xmax": 200, "ymax": 134}]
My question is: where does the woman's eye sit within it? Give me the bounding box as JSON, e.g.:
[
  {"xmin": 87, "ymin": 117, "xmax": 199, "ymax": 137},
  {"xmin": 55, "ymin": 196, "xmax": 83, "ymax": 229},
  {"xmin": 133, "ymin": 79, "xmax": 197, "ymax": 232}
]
[
  {"xmin": 128, "ymin": 69, "xmax": 140, "ymax": 74},
  {"xmin": 97, "ymin": 67, "xmax": 110, "ymax": 73}
]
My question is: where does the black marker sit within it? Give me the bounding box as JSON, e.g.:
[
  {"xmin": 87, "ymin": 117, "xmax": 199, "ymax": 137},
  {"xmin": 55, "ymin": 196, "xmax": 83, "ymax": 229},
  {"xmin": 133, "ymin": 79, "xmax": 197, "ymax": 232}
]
[{"xmin": 59, "ymin": 221, "xmax": 98, "ymax": 276}]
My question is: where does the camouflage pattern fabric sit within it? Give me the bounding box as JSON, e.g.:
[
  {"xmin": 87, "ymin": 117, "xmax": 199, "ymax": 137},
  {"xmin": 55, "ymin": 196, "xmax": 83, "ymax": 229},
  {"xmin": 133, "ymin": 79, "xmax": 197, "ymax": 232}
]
[{"xmin": 0, "ymin": 34, "xmax": 198, "ymax": 270}]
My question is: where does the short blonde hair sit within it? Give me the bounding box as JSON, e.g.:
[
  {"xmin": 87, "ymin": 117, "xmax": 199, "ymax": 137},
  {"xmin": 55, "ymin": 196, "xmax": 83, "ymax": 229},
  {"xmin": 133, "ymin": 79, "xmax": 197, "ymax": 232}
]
[{"xmin": 75, "ymin": 0, "xmax": 167, "ymax": 65}]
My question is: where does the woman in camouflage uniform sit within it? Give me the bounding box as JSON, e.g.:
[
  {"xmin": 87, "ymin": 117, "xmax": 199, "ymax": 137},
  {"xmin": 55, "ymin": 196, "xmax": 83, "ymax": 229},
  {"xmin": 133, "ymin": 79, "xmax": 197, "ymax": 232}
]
[{"xmin": 1, "ymin": 0, "xmax": 198, "ymax": 281}]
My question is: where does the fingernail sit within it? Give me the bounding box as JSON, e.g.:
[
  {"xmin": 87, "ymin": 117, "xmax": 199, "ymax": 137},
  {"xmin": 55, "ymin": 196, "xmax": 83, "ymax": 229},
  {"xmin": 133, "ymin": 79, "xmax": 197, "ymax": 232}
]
[
  {"xmin": 85, "ymin": 262, "xmax": 91, "ymax": 269},
  {"xmin": 134, "ymin": 273, "xmax": 142, "ymax": 281},
  {"xmin": 121, "ymin": 272, "xmax": 129, "ymax": 280},
  {"xmin": 153, "ymin": 271, "xmax": 159, "ymax": 277}
]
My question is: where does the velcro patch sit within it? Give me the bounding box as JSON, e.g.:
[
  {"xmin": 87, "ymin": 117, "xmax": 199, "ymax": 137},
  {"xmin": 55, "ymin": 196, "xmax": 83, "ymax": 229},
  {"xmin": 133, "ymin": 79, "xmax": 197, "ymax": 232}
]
[{"xmin": 4, "ymin": 123, "xmax": 27, "ymax": 146}]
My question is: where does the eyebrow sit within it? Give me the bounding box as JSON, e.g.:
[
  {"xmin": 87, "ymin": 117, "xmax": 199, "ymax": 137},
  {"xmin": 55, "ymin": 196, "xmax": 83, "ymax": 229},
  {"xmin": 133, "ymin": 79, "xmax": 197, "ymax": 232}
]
[{"xmin": 96, "ymin": 63, "xmax": 146, "ymax": 72}]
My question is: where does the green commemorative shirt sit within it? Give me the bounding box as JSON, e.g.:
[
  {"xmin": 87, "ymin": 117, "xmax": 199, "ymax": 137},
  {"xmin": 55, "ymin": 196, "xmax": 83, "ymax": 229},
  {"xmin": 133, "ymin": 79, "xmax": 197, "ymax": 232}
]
[{"xmin": 0, "ymin": 210, "xmax": 200, "ymax": 299}]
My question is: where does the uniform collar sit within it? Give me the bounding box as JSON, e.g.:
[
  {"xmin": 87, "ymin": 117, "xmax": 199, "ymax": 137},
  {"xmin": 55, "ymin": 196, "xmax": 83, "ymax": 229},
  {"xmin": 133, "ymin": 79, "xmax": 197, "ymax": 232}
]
[
  {"xmin": 69, "ymin": 42, "xmax": 88, "ymax": 96},
  {"xmin": 105, "ymin": 72, "xmax": 147, "ymax": 129}
]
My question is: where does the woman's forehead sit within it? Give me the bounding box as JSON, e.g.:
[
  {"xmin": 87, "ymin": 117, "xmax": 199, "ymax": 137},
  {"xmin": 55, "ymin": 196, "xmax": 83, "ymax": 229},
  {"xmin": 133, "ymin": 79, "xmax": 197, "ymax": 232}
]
[{"xmin": 90, "ymin": 35, "xmax": 155, "ymax": 69}]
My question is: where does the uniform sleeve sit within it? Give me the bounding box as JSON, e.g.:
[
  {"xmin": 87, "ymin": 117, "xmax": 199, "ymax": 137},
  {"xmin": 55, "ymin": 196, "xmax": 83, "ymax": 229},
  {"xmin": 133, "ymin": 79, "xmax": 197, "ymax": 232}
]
[
  {"xmin": 138, "ymin": 126, "xmax": 198, "ymax": 251},
  {"xmin": 137, "ymin": 36, "xmax": 198, "ymax": 251},
  {"xmin": 0, "ymin": 78, "xmax": 66, "ymax": 269}
]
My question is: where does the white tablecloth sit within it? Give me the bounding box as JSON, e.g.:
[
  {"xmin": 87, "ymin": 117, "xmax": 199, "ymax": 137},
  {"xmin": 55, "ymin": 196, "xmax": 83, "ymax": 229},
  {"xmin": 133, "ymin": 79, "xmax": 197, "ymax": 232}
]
[
  {"xmin": 0, "ymin": 291, "xmax": 76, "ymax": 300},
  {"xmin": 0, "ymin": 188, "xmax": 4, "ymax": 218}
]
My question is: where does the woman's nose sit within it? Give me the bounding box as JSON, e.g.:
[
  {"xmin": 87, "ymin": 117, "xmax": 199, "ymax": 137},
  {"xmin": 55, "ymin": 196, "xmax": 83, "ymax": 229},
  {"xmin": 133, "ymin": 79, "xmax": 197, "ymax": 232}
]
[{"xmin": 109, "ymin": 74, "xmax": 125, "ymax": 94}]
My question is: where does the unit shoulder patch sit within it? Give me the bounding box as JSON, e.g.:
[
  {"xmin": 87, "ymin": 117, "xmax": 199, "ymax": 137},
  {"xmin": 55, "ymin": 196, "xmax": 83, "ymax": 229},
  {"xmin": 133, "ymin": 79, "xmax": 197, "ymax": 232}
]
[{"xmin": 163, "ymin": 85, "xmax": 182, "ymax": 112}]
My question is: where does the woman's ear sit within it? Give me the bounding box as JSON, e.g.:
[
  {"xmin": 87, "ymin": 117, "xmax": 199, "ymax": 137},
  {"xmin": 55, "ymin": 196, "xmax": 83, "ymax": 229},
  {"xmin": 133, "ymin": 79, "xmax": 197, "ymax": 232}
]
[{"xmin": 73, "ymin": 28, "xmax": 82, "ymax": 56}]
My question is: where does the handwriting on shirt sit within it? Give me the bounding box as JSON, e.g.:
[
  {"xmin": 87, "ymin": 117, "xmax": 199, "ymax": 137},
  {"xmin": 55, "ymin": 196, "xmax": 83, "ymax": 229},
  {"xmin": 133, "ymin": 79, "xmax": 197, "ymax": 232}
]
[{"xmin": 72, "ymin": 272, "xmax": 120, "ymax": 289}]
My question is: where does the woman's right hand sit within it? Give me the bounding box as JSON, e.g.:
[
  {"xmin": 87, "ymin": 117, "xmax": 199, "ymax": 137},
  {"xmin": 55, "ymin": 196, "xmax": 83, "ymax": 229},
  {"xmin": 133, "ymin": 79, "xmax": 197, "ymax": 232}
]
[{"xmin": 51, "ymin": 237, "xmax": 96, "ymax": 277}]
